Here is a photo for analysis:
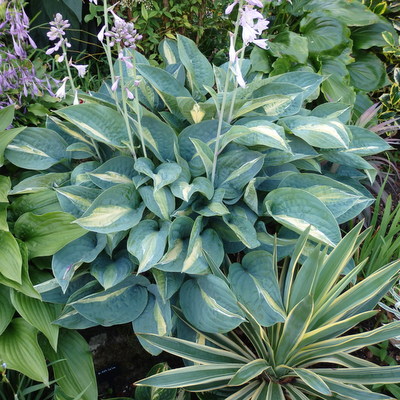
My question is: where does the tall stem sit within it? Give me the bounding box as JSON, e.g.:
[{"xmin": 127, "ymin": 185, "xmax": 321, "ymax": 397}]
[
  {"xmin": 227, "ymin": 46, "xmax": 245, "ymax": 123},
  {"xmin": 117, "ymin": 47, "xmax": 137, "ymax": 160},
  {"xmin": 210, "ymin": 2, "xmax": 243, "ymax": 185},
  {"xmin": 132, "ymin": 51, "xmax": 147, "ymax": 157},
  {"xmin": 62, "ymin": 43, "xmax": 76, "ymax": 93}
]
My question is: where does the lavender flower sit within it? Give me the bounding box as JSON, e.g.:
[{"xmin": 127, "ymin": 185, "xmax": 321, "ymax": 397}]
[
  {"xmin": 46, "ymin": 13, "xmax": 71, "ymax": 56},
  {"xmin": 0, "ymin": 0, "xmax": 55, "ymax": 109},
  {"xmin": 105, "ymin": 14, "xmax": 142, "ymax": 49}
]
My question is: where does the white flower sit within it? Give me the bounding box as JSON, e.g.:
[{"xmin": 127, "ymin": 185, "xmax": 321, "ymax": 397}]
[
  {"xmin": 240, "ymin": 5, "xmax": 269, "ymax": 46},
  {"xmin": 89, "ymin": 0, "xmax": 98, "ymax": 4},
  {"xmin": 56, "ymin": 77, "xmax": 69, "ymax": 98},
  {"xmin": 70, "ymin": 62, "xmax": 88, "ymax": 78},
  {"xmin": 97, "ymin": 25, "xmax": 106, "ymax": 42},
  {"xmin": 73, "ymin": 90, "xmax": 79, "ymax": 105}
]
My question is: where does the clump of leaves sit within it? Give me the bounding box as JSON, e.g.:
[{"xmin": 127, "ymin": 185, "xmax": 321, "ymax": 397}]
[{"xmin": 136, "ymin": 225, "xmax": 400, "ymax": 399}]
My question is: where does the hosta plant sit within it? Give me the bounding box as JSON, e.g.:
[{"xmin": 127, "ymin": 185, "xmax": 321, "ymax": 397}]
[
  {"xmin": 0, "ymin": 106, "xmax": 97, "ymax": 399},
  {"xmin": 2, "ymin": 24, "xmax": 393, "ymax": 352},
  {"xmin": 136, "ymin": 225, "xmax": 400, "ymax": 400}
]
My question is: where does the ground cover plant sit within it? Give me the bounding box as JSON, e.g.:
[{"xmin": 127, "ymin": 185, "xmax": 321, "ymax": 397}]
[{"xmin": 0, "ymin": 0, "xmax": 399, "ymax": 398}]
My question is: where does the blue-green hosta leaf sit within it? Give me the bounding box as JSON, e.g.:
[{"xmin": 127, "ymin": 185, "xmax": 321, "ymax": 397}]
[
  {"xmin": 56, "ymin": 104, "xmax": 129, "ymax": 148},
  {"xmin": 5, "ymin": 127, "xmax": 68, "ymax": 170},
  {"xmin": 264, "ymin": 188, "xmax": 341, "ymax": 246},
  {"xmin": 345, "ymin": 126, "xmax": 392, "ymax": 156},
  {"xmin": 234, "ymin": 120, "xmax": 290, "ymax": 151},
  {"xmin": 182, "ymin": 217, "xmax": 224, "ymax": 274},
  {"xmin": 55, "ymin": 186, "xmax": 101, "ymax": 218},
  {"xmin": 310, "ymin": 102, "xmax": 352, "ymax": 124},
  {"xmin": 10, "ymin": 290, "xmax": 60, "ymax": 351},
  {"xmin": 171, "ymin": 176, "xmax": 214, "ymax": 202},
  {"xmin": 104, "ymin": 230, "xmax": 129, "ymax": 256},
  {"xmin": 153, "ymin": 162, "xmax": 182, "ymax": 192},
  {"xmin": 178, "ymin": 120, "xmax": 230, "ymax": 176},
  {"xmin": 222, "ymin": 213, "xmax": 260, "ymax": 249},
  {"xmin": 321, "ymin": 149, "xmax": 375, "ymax": 171},
  {"xmin": 52, "ymin": 232, "xmax": 107, "ymax": 292},
  {"xmin": 192, "ymin": 188, "xmax": 229, "ymax": 217},
  {"xmin": 0, "ymin": 231, "xmax": 22, "ymax": 283},
  {"xmin": 71, "ymin": 276, "xmax": 149, "ymax": 326},
  {"xmin": 90, "ymin": 250, "xmax": 135, "ymax": 289},
  {"xmin": 9, "ymin": 172, "xmax": 71, "ymax": 195},
  {"xmin": 282, "ymin": 116, "xmax": 350, "ymax": 149},
  {"xmin": 132, "ymin": 285, "xmax": 172, "ymax": 355},
  {"xmin": 0, "ymin": 286, "xmax": 13, "ymax": 335},
  {"xmin": 156, "ymin": 216, "xmax": 223, "ymax": 275},
  {"xmin": 71, "ymin": 161, "xmax": 100, "ymax": 187},
  {"xmin": 177, "ymin": 97, "xmax": 216, "ymax": 124},
  {"xmin": 0, "ymin": 127, "xmax": 25, "ymax": 167},
  {"xmin": 278, "ymin": 173, "xmax": 373, "ymax": 222},
  {"xmin": 252, "ymin": 82, "xmax": 304, "ymax": 117},
  {"xmin": 0, "ymin": 318, "xmax": 49, "ymax": 384},
  {"xmin": 54, "ymin": 308, "xmax": 98, "ymax": 330},
  {"xmin": 352, "ymin": 20, "xmax": 398, "ymax": 50},
  {"xmin": 229, "ymin": 251, "xmax": 285, "ymax": 327},
  {"xmin": 215, "ymin": 148, "xmax": 264, "ymax": 200},
  {"xmin": 152, "ymin": 270, "xmax": 184, "ymax": 301},
  {"xmin": 177, "ymin": 34, "xmax": 214, "ymax": 97},
  {"xmin": 139, "ymin": 186, "xmax": 175, "ymax": 220},
  {"xmin": 137, "ymin": 64, "xmax": 191, "ymax": 118},
  {"xmin": 43, "ymin": 329, "xmax": 98, "ymax": 400},
  {"xmin": 74, "ymin": 183, "xmax": 144, "ymax": 233},
  {"xmin": 159, "ymin": 38, "xmax": 180, "ymax": 65},
  {"xmin": 141, "ymin": 114, "xmax": 177, "ymax": 162},
  {"xmin": 179, "ymin": 275, "xmax": 245, "ymax": 334},
  {"xmin": 268, "ymin": 71, "xmax": 324, "ymax": 101},
  {"xmin": 128, "ymin": 220, "xmax": 169, "ymax": 273},
  {"xmin": 89, "ymin": 156, "xmax": 136, "ymax": 189},
  {"xmin": 14, "ymin": 212, "xmax": 87, "ymax": 258}
]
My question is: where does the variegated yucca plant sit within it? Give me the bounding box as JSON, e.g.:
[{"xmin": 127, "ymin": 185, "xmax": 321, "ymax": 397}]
[{"xmin": 136, "ymin": 224, "xmax": 400, "ymax": 400}]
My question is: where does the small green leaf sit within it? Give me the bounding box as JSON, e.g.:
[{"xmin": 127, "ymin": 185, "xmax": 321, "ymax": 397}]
[
  {"xmin": 0, "ymin": 318, "xmax": 49, "ymax": 384},
  {"xmin": 0, "ymin": 231, "xmax": 22, "ymax": 283}
]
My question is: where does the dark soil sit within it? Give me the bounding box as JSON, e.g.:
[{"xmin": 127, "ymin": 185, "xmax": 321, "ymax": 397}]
[{"xmin": 80, "ymin": 324, "xmax": 184, "ymax": 399}]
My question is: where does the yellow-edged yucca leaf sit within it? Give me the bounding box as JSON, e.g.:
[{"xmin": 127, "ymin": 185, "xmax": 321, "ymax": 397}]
[
  {"xmin": 228, "ymin": 359, "xmax": 269, "ymax": 386},
  {"xmin": 275, "ymin": 295, "xmax": 313, "ymax": 364},
  {"xmin": 312, "ymin": 366, "xmax": 400, "ymax": 384},
  {"xmin": 10, "ymin": 290, "xmax": 60, "ymax": 351},
  {"xmin": 311, "ymin": 259, "xmax": 400, "ymax": 327},
  {"xmin": 266, "ymin": 382, "xmax": 286, "ymax": 400},
  {"xmin": 136, "ymin": 364, "xmax": 241, "ymax": 389},
  {"xmin": 225, "ymin": 381, "xmax": 262, "ymax": 400},
  {"xmin": 0, "ymin": 318, "xmax": 49, "ymax": 384},
  {"xmin": 291, "ymin": 321, "xmax": 400, "ymax": 365},
  {"xmin": 137, "ymin": 333, "xmax": 249, "ymax": 364},
  {"xmin": 291, "ymin": 368, "xmax": 331, "ymax": 395}
]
